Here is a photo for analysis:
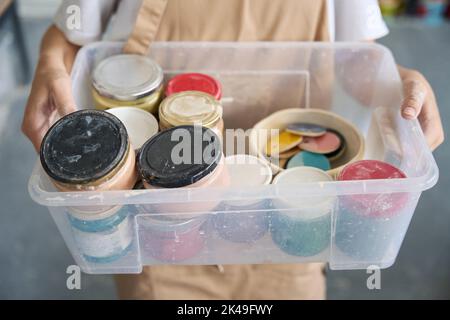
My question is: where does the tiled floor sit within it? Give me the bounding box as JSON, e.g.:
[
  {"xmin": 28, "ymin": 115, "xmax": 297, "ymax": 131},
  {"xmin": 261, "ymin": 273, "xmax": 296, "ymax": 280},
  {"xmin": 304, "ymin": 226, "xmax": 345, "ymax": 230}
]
[{"xmin": 0, "ymin": 18, "xmax": 448, "ymax": 299}]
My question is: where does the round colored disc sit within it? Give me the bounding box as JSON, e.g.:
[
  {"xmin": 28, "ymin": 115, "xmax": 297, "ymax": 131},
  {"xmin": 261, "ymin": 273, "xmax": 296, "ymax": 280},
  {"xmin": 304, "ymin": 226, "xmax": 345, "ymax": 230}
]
[
  {"xmin": 265, "ymin": 131, "xmax": 303, "ymax": 156},
  {"xmin": 286, "ymin": 123, "xmax": 327, "ymax": 137},
  {"xmin": 286, "ymin": 151, "xmax": 330, "ymax": 171},
  {"xmin": 299, "ymin": 131, "xmax": 341, "ymax": 154}
]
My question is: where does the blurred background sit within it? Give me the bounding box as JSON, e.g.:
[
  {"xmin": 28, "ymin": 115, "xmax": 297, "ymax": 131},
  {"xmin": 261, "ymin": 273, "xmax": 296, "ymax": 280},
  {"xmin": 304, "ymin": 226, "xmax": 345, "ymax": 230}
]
[{"xmin": 0, "ymin": 0, "xmax": 449, "ymax": 299}]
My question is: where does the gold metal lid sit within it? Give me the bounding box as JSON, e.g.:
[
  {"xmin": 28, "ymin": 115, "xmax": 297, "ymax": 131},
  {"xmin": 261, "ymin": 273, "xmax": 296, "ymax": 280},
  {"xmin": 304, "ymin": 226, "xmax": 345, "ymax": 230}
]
[{"xmin": 159, "ymin": 91, "xmax": 223, "ymax": 128}]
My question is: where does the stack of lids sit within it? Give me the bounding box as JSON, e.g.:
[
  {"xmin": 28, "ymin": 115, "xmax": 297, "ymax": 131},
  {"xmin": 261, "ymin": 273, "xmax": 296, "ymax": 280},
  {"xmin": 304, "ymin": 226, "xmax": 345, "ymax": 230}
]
[{"xmin": 265, "ymin": 123, "xmax": 346, "ymax": 171}]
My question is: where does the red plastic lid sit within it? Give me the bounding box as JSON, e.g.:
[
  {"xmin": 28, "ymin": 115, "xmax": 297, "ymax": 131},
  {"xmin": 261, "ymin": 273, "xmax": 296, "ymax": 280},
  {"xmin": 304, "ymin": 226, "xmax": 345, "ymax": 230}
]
[
  {"xmin": 338, "ymin": 160, "xmax": 408, "ymax": 218},
  {"xmin": 338, "ymin": 160, "xmax": 406, "ymax": 181},
  {"xmin": 165, "ymin": 73, "xmax": 222, "ymax": 100}
]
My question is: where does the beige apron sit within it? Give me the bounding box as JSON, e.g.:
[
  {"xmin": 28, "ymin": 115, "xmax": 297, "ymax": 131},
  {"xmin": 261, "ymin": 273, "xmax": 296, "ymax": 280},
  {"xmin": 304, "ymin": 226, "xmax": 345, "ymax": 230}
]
[{"xmin": 117, "ymin": 0, "xmax": 329, "ymax": 300}]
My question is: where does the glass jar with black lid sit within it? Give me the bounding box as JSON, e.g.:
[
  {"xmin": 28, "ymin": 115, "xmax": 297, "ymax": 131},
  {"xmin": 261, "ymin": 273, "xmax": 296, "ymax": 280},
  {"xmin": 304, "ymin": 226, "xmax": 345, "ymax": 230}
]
[
  {"xmin": 137, "ymin": 125, "xmax": 229, "ymax": 215},
  {"xmin": 40, "ymin": 109, "xmax": 137, "ymax": 192}
]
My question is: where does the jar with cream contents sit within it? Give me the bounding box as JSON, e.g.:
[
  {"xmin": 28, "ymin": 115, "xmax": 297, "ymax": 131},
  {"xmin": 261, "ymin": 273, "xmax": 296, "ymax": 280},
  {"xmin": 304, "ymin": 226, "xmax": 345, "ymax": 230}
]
[
  {"xmin": 92, "ymin": 54, "xmax": 164, "ymax": 115},
  {"xmin": 159, "ymin": 91, "xmax": 224, "ymax": 138},
  {"xmin": 137, "ymin": 125, "xmax": 229, "ymax": 215},
  {"xmin": 40, "ymin": 109, "xmax": 137, "ymax": 263},
  {"xmin": 40, "ymin": 110, "xmax": 137, "ymax": 192}
]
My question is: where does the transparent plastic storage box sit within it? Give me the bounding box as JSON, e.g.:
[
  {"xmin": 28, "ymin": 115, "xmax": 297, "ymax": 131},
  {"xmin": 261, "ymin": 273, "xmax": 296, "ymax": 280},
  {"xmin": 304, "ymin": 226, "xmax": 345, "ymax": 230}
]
[{"xmin": 28, "ymin": 42, "xmax": 438, "ymax": 274}]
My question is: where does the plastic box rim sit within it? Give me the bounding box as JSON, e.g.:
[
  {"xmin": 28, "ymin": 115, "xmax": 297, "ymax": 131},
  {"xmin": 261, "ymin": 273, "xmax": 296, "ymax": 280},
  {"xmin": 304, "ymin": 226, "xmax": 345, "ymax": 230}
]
[{"xmin": 28, "ymin": 41, "xmax": 439, "ymax": 207}]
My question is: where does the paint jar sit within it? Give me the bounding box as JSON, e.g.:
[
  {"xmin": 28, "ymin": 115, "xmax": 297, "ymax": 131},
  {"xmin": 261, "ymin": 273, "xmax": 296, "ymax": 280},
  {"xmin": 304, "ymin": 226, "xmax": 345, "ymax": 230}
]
[
  {"xmin": 159, "ymin": 91, "xmax": 224, "ymax": 138},
  {"xmin": 106, "ymin": 107, "xmax": 159, "ymax": 150},
  {"xmin": 67, "ymin": 205, "xmax": 133, "ymax": 263},
  {"xmin": 213, "ymin": 154, "xmax": 272, "ymax": 243},
  {"xmin": 139, "ymin": 215, "xmax": 208, "ymax": 262},
  {"xmin": 92, "ymin": 54, "xmax": 164, "ymax": 115},
  {"xmin": 40, "ymin": 110, "xmax": 137, "ymax": 193},
  {"xmin": 337, "ymin": 160, "xmax": 408, "ymax": 218},
  {"xmin": 165, "ymin": 73, "xmax": 222, "ymax": 100},
  {"xmin": 271, "ymin": 167, "xmax": 335, "ymax": 257},
  {"xmin": 335, "ymin": 160, "xmax": 408, "ymax": 260},
  {"xmin": 137, "ymin": 125, "xmax": 229, "ymax": 216}
]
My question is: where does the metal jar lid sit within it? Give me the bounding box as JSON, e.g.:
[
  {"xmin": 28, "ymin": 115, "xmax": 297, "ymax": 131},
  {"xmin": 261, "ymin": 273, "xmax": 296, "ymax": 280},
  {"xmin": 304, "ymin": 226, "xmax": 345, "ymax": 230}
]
[
  {"xmin": 159, "ymin": 91, "xmax": 223, "ymax": 129},
  {"xmin": 137, "ymin": 125, "xmax": 222, "ymax": 188},
  {"xmin": 92, "ymin": 54, "xmax": 164, "ymax": 101},
  {"xmin": 40, "ymin": 110, "xmax": 128, "ymax": 185}
]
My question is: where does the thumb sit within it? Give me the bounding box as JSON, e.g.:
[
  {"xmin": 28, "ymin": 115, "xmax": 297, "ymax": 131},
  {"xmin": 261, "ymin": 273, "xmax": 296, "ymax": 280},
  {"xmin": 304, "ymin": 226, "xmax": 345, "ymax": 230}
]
[
  {"xmin": 50, "ymin": 74, "xmax": 78, "ymax": 117},
  {"xmin": 401, "ymin": 79, "xmax": 426, "ymax": 120}
]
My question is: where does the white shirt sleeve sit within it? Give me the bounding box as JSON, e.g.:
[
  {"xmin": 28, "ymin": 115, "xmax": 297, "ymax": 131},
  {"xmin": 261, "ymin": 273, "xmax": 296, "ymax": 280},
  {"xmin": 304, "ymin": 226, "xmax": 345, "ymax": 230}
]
[
  {"xmin": 53, "ymin": 0, "xmax": 118, "ymax": 45},
  {"xmin": 333, "ymin": 0, "xmax": 389, "ymax": 41}
]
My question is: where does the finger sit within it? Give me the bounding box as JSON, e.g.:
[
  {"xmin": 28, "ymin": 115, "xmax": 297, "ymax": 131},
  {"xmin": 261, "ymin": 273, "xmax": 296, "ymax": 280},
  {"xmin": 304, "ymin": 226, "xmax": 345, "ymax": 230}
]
[
  {"xmin": 22, "ymin": 86, "xmax": 51, "ymax": 152},
  {"xmin": 49, "ymin": 75, "xmax": 77, "ymax": 117},
  {"xmin": 417, "ymin": 100, "xmax": 444, "ymax": 151},
  {"xmin": 401, "ymin": 80, "xmax": 426, "ymax": 120}
]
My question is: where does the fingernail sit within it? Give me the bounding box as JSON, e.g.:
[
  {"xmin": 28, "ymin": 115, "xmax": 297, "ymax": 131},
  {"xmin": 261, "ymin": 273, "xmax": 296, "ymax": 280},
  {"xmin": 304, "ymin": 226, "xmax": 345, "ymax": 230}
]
[{"xmin": 403, "ymin": 107, "xmax": 416, "ymax": 118}]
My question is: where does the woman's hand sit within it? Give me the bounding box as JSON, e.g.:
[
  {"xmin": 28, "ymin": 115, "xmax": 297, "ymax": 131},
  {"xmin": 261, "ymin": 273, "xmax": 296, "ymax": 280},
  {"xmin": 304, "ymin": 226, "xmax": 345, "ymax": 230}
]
[
  {"xmin": 21, "ymin": 26, "xmax": 79, "ymax": 152},
  {"xmin": 399, "ymin": 66, "xmax": 444, "ymax": 151}
]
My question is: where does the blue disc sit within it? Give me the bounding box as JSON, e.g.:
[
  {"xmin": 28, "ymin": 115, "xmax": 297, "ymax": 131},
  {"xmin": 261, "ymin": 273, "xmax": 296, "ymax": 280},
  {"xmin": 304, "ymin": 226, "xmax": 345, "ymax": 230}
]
[
  {"xmin": 286, "ymin": 123, "xmax": 327, "ymax": 137},
  {"xmin": 286, "ymin": 151, "xmax": 330, "ymax": 171}
]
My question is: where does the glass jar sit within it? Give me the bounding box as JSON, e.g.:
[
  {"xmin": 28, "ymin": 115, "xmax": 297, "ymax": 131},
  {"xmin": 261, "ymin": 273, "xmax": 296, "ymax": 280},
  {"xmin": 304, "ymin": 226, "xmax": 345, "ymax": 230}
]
[
  {"xmin": 137, "ymin": 125, "xmax": 228, "ymax": 215},
  {"xmin": 136, "ymin": 125, "xmax": 228, "ymax": 262},
  {"xmin": 67, "ymin": 205, "xmax": 133, "ymax": 263},
  {"xmin": 92, "ymin": 54, "xmax": 164, "ymax": 115},
  {"xmin": 271, "ymin": 167, "xmax": 335, "ymax": 257},
  {"xmin": 213, "ymin": 154, "xmax": 272, "ymax": 243},
  {"xmin": 159, "ymin": 91, "xmax": 224, "ymax": 138},
  {"xmin": 139, "ymin": 215, "xmax": 208, "ymax": 262},
  {"xmin": 165, "ymin": 73, "xmax": 222, "ymax": 100},
  {"xmin": 335, "ymin": 160, "xmax": 408, "ymax": 260},
  {"xmin": 40, "ymin": 110, "xmax": 137, "ymax": 192}
]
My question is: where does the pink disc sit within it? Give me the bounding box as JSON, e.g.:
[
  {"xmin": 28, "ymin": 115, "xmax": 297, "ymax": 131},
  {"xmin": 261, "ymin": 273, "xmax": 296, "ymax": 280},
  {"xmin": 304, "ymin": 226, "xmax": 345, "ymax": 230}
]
[{"xmin": 299, "ymin": 131, "xmax": 341, "ymax": 154}]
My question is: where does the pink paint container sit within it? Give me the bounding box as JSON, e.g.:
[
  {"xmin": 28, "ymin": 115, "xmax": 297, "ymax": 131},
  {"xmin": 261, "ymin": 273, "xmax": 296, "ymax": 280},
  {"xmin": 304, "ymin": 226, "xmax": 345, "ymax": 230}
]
[
  {"xmin": 140, "ymin": 215, "xmax": 207, "ymax": 262},
  {"xmin": 337, "ymin": 160, "xmax": 408, "ymax": 218}
]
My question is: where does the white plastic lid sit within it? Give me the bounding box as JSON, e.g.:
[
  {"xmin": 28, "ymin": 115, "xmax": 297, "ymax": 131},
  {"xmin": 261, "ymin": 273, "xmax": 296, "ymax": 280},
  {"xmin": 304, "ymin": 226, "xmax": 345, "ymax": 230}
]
[
  {"xmin": 92, "ymin": 54, "xmax": 163, "ymax": 101},
  {"xmin": 107, "ymin": 107, "xmax": 159, "ymax": 149},
  {"xmin": 225, "ymin": 154, "xmax": 272, "ymax": 187},
  {"xmin": 273, "ymin": 167, "xmax": 335, "ymax": 219},
  {"xmin": 223, "ymin": 154, "xmax": 272, "ymax": 207}
]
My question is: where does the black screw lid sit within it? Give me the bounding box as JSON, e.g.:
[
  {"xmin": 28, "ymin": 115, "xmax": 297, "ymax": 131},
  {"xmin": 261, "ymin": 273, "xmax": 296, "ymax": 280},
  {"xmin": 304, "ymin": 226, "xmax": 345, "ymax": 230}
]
[
  {"xmin": 40, "ymin": 109, "xmax": 128, "ymax": 184},
  {"xmin": 138, "ymin": 125, "xmax": 222, "ymax": 188}
]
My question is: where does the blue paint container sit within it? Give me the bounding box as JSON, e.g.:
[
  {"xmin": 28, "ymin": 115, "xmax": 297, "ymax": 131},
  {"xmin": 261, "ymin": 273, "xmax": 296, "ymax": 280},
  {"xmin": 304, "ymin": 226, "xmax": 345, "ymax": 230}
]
[
  {"xmin": 271, "ymin": 167, "xmax": 335, "ymax": 257},
  {"xmin": 213, "ymin": 155, "xmax": 272, "ymax": 243},
  {"xmin": 334, "ymin": 201, "xmax": 405, "ymax": 261},
  {"xmin": 67, "ymin": 206, "xmax": 133, "ymax": 263},
  {"xmin": 270, "ymin": 211, "xmax": 331, "ymax": 257}
]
